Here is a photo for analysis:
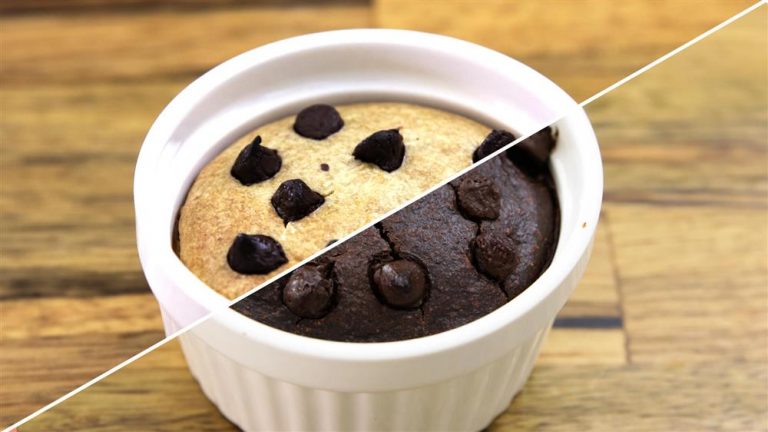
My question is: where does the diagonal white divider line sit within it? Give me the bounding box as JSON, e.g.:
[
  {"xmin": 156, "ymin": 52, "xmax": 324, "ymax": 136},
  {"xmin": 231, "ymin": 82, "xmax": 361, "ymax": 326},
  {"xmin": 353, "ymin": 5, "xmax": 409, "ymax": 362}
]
[
  {"xmin": 5, "ymin": 2, "xmax": 765, "ymax": 430},
  {"xmin": 581, "ymin": 0, "xmax": 766, "ymax": 107}
]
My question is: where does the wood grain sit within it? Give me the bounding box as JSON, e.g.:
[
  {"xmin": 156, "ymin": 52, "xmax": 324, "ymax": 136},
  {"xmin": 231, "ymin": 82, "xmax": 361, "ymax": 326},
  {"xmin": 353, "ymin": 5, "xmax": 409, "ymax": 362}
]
[
  {"xmin": 0, "ymin": 2, "xmax": 372, "ymax": 425},
  {"xmin": 1, "ymin": 332, "xmax": 163, "ymax": 428},
  {"xmin": 0, "ymin": 83, "xmax": 181, "ymax": 300},
  {"xmin": 374, "ymin": 0, "xmax": 757, "ymax": 102},
  {"xmin": 19, "ymin": 340, "xmax": 238, "ymax": 432},
  {"xmin": 0, "ymin": 5, "xmax": 372, "ymax": 86},
  {"xmin": 609, "ymin": 205, "xmax": 767, "ymax": 365},
  {"xmin": 3, "ymin": 1, "xmax": 767, "ymax": 430},
  {"xmin": 585, "ymin": 6, "xmax": 768, "ymax": 370},
  {"xmin": 21, "ymin": 342, "xmax": 767, "ymax": 432},
  {"xmin": 492, "ymin": 364, "xmax": 767, "ymax": 432},
  {"xmin": 0, "ymin": 0, "xmax": 367, "ymax": 16}
]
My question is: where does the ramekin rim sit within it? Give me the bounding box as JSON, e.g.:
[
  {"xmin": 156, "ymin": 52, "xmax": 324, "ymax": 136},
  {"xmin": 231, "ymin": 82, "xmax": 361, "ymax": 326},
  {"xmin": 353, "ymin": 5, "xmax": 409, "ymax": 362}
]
[{"xmin": 135, "ymin": 28, "xmax": 604, "ymax": 361}]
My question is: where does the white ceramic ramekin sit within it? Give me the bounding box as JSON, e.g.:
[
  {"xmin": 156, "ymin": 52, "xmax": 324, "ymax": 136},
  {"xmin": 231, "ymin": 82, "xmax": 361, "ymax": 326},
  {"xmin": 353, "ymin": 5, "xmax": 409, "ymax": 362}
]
[{"xmin": 135, "ymin": 30, "xmax": 602, "ymax": 431}]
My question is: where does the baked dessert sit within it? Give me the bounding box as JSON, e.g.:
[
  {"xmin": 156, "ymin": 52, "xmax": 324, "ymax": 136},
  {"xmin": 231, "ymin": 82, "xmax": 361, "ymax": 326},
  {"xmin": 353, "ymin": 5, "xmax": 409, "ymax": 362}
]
[
  {"xmin": 178, "ymin": 103, "xmax": 495, "ymax": 299},
  {"xmin": 233, "ymin": 127, "xmax": 559, "ymax": 342}
]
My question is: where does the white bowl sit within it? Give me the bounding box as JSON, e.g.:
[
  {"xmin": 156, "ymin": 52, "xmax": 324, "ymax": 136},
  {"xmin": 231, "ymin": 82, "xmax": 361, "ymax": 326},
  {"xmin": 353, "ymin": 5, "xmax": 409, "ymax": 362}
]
[{"xmin": 135, "ymin": 29, "xmax": 602, "ymax": 431}]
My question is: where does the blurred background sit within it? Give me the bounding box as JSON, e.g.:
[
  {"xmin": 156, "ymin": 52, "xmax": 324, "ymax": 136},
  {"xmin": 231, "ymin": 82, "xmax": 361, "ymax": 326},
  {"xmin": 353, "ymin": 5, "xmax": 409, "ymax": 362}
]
[{"xmin": 1, "ymin": 0, "xmax": 764, "ymax": 428}]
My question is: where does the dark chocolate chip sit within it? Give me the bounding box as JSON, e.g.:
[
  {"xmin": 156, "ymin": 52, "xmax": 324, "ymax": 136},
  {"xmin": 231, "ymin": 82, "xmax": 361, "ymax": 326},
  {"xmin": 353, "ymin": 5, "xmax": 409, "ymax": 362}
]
[
  {"xmin": 227, "ymin": 233, "xmax": 287, "ymax": 274},
  {"xmin": 372, "ymin": 259, "xmax": 429, "ymax": 309},
  {"xmin": 293, "ymin": 104, "xmax": 344, "ymax": 140},
  {"xmin": 271, "ymin": 179, "xmax": 325, "ymax": 224},
  {"xmin": 473, "ymin": 129, "xmax": 516, "ymax": 162},
  {"xmin": 326, "ymin": 239, "xmax": 337, "ymax": 247},
  {"xmin": 456, "ymin": 174, "xmax": 500, "ymax": 220},
  {"xmin": 472, "ymin": 233, "xmax": 516, "ymax": 281},
  {"xmin": 506, "ymin": 127, "xmax": 556, "ymax": 176},
  {"xmin": 282, "ymin": 265, "xmax": 336, "ymax": 319},
  {"xmin": 320, "ymin": 163, "xmax": 330, "ymax": 172},
  {"xmin": 352, "ymin": 129, "xmax": 405, "ymax": 172},
  {"xmin": 230, "ymin": 136, "xmax": 282, "ymax": 185}
]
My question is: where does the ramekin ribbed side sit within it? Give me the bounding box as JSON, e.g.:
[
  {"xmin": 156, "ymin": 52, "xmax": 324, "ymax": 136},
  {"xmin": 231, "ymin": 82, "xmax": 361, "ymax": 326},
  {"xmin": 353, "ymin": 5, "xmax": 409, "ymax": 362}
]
[
  {"xmin": 175, "ymin": 238, "xmax": 593, "ymax": 430},
  {"xmin": 178, "ymin": 324, "xmax": 550, "ymax": 431}
]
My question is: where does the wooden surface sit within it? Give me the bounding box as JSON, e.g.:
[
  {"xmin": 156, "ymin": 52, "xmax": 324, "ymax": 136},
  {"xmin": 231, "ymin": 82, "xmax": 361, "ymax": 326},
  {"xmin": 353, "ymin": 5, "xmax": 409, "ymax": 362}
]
[{"xmin": 2, "ymin": 0, "xmax": 766, "ymax": 430}]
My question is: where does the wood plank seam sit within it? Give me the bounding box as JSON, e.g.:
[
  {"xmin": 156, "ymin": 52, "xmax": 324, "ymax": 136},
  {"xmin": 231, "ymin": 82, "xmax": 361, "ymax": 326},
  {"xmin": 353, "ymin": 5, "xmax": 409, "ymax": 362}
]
[
  {"xmin": 601, "ymin": 210, "xmax": 632, "ymax": 365},
  {"xmin": 0, "ymin": 0, "xmax": 371, "ymax": 17}
]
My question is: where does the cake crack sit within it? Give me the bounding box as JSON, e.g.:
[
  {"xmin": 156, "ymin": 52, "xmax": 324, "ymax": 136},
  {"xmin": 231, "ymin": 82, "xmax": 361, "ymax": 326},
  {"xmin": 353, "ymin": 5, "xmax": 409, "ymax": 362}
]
[
  {"xmin": 373, "ymin": 222, "xmax": 426, "ymax": 317},
  {"xmin": 374, "ymin": 222, "xmax": 400, "ymax": 259},
  {"xmin": 447, "ymin": 182, "xmax": 510, "ymax": 301}
]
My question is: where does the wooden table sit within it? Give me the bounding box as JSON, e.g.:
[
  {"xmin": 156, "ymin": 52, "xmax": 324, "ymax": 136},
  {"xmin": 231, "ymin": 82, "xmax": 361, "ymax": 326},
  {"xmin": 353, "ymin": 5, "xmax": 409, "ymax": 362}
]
[{"xmin": 2, "ymin": 1, "xmax": 765, "ymax": 430}]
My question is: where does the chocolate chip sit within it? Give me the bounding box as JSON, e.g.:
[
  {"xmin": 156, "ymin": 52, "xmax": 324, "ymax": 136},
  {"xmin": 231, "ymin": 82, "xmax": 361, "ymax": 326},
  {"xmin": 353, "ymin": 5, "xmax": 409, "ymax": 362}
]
[
  {"xmin": 473, "ymin": 129, "xmax": 516, "ymax": 162},
  {"xmin": 283, "ymin": 265, "xmax": 336, "ymax": 319},
  {"xmin": 271, "ymin": 179, "xmax": 325, "ymax": 224},
  {"xmin": 320, "ymin": 163, "xmax": 330, "ymax": 172},
  {"xmin": 293, "ymin": 104, "xmax": 344, "ymax": 140},
  {"xmin": 472, "ymin": 233, "xmax": 516, "ymax": 281},
  {"xmin": 227, "ymin": 234, "xmax": 287, "ymax": 274},
  {"xmin": 353, "ymin": 129, "xmax": 405, "ymax": 172},
  {"xmin": 457, "ymin": 174, "xmax": 500, "ymax": 220},
  {"xmin": 372, "ymin": 259, "xmax": 429, "ymax": 309},
  {"xmin": 506, "ymin": 127, "xmax": 556, "ymax": 176},
  {"xmin": 230, "ymin": 136, "xmax": 282, "ymax": 185},
  {"xmin": 326, "ymin": 239, "xmax": 337, "ymax": 247}
]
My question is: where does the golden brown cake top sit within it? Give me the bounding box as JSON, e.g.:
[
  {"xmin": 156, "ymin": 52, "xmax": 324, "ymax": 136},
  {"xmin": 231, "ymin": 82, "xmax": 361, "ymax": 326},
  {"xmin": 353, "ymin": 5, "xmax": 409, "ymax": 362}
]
[{"xmin": 179, "ymin": 102, "xmax": 491, "ymax": 299}]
